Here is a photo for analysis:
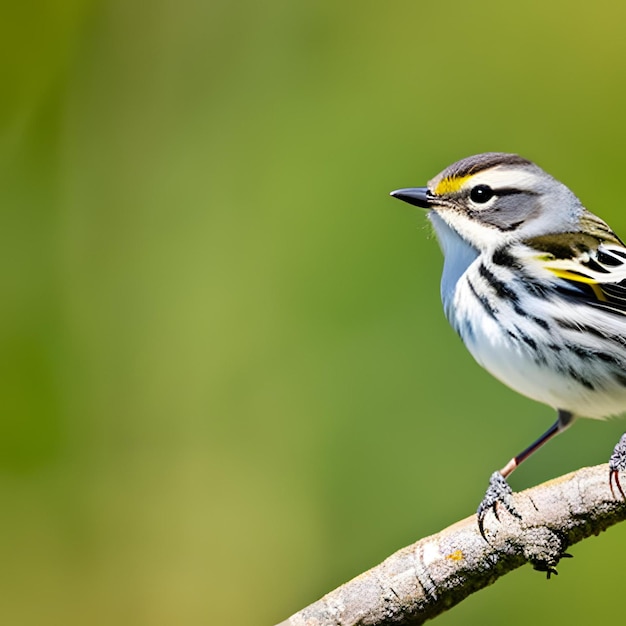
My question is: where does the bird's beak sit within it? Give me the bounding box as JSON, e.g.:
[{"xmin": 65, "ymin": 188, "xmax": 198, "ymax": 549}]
[{"xmin": 389, "ymin": 187, "xmax": 433, "ymax": 209}]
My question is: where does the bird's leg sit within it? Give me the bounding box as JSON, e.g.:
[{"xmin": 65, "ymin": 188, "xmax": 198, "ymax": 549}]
[
  {"xmin": 477, "ymin": 409, "xmax": 574, "ymax": 539},
  {"xmin": 609, "ymin": 433, "xmax": 626, "ymax": 499},
  {"xmin": 500, "ymin": 410, "xmax": 574, "ymax": 478}
]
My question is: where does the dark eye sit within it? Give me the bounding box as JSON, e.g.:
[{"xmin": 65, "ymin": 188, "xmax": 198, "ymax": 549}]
[{"xmin": 470, "ymin": 185, "xmax": 494, "ymax": 204}]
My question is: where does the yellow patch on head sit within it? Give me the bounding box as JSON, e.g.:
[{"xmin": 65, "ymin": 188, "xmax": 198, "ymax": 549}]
[
  {"xmin": 434, "ymin": 174, "xmax": 472, "ymax": 196},
  {"xmin": 446, "ymin": 549, "xmax": 464, "ymax": 561}
]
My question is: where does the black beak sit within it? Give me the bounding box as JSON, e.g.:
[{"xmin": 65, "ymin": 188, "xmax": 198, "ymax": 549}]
[{"xmin": 389, "ymin": 187, "xmax": 433, "ymax": 209}]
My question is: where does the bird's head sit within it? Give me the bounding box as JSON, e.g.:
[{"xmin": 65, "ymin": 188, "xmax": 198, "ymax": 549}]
[{"xmin": 391, "ymin": 152, "xmax": 585, "ymax": 251}]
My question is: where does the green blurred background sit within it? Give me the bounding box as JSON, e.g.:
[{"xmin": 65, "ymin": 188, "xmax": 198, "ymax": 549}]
[{"xmin": 3, "ymin": 1, "xmax": 626, "ymax": 624}]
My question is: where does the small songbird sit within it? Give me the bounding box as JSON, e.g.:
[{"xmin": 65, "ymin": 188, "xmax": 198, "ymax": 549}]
[{"xmin": 390, "ymin": 153, "xmax": 626, "ymax": 536}]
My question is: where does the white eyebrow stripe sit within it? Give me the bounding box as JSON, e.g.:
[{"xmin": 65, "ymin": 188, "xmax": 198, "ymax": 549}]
[{"xmin": 461, "ymin": 168, "xmax": 540, "ymax": 192}]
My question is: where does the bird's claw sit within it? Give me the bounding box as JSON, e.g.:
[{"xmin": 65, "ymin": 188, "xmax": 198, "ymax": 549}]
[
  {"xmin": 609, "ymin": 433, "xmax": 626, "ymax": 499},
  {"xmin": 477, "ymin": 471, "xmax": 521, "ymax": 540}
]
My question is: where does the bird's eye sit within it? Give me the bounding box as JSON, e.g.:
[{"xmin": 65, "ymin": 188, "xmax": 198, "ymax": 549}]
[{"xmin": 470, "ymin": 185, "xmax": 494, "ymax": 204}]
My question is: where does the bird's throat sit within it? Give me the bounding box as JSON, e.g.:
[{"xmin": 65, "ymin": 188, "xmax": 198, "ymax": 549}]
[{"xmin": 428, "ymin": 211, "xmax": 480, "ymax": 315}]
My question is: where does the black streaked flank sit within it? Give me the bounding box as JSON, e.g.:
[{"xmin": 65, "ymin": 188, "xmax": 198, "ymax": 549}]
[
  {"xmin": 513, "ymin": 303, "xmax": 526, "ymax": 316},
  {"xmin": 555, "ymin": 318, "xmax": 626, "ymax": 347},
  {"xmin": 491, "ymin": 247, "xmax": 553, "ymax": 300},
  {"xmin": 524, "ymin": 280, "xmax": 551, "ymax": 298},
  {"xmin": 478, "ymin": 263, "xmax": 519, "ymax": 302},
  {"xmin": 595, "ymin": 351, "xmax": 623, "ymax": 366},
  {"xmin": 466, "ymin": 278, "xmax": 498, "ymax": 320},
  {"xmin": 478, "ymin": 262, "xmax": 530, "ymax": 318},
  {"xmin": 530, "ymin": 316, "xmax": 549, "ymax": 330},
  {"xmin": 567, "ymin": 367, "xmax": 595, "ymax": 390},
  {"xmin": 492, "ymin": 247, "xmax": 521, "ymax": 269},
  {"xmin": 565, "ymin": 343, "xmax": 594, "ymax": 360},
  {"xmin": 513, "ymin": 325, "xmax": 537, "ymax": 350},
  {"xmin": 556, "ymin": 318, "xmax": 597, "ymax": 335}
]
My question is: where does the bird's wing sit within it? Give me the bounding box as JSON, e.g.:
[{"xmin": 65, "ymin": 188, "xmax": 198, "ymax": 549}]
[{"xmin": 524, "ymin": 228, "xmax": 626, "ymax": 315}]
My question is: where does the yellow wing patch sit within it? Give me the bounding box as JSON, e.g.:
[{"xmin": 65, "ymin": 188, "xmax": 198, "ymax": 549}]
[
  {"xmin": 434, "ymin": 174, "xmax": 472, "ymax": 195},
  {"xmin": 546, "ymin": 267, "xmax": 608, "ymax": 301}
]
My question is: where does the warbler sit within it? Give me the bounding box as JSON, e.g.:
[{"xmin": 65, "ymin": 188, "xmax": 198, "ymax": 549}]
[{"xmin": 390, "ymin": 152, "xmax": 626, "ymax": 536}]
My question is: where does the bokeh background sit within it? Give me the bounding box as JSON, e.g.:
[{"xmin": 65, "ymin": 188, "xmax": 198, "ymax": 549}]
[{"xmin": 3, "ymin": 1, "xmax": 626, "ymax": 624}]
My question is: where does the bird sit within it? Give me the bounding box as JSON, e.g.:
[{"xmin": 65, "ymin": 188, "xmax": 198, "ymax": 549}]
[{"xmin": 390, "ymin": 152, "xmax": 626, "ymax": 538}]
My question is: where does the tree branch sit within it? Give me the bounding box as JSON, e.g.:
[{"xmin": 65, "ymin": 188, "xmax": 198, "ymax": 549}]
[{"xmin": 277, "ymin": 464, "xmax": 626, "ymax": 626}]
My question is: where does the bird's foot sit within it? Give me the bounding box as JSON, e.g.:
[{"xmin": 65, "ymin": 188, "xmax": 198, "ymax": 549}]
[
  {"xmin": 527, "ymin": 532, "xmax": 573, "ymax": 580},
  {"xmin": 477, "ymin": 471, "xmax": 521, "ymax": 540},
  {"xmin": 476, "ymin": 472, "xmax": 573, "ymax": 577},
  {"xmin": 609, "ymin": 433, "xmax": 626, "ymax": 499}
]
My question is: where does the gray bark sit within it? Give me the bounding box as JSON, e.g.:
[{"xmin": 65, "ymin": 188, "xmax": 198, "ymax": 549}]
[{"xmin": 277, "ymin": 464, "xmax": 626, "ymax": 626}]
